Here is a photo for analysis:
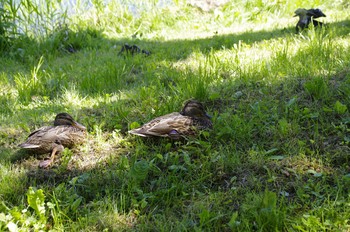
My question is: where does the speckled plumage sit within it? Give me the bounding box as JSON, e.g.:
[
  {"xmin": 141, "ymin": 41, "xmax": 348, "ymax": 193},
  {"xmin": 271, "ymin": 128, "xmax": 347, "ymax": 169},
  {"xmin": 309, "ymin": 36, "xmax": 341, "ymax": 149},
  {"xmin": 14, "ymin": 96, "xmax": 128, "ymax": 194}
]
[
  {"xmin": 19, "ymin": 113, "xmax": 86, "ymax": 168},
  {"xmin": 128, "ymin": 100, "xmax": 212, "ymax": 139}
]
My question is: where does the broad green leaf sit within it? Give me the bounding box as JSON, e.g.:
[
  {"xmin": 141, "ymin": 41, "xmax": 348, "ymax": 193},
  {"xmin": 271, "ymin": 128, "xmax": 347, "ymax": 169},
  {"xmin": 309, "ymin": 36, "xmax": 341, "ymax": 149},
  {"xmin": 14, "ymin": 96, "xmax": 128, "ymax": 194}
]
[
  {"xmin": 71, "ymin": 198, "xmax": 82, "ymax": 211},
  {"xmin": 228, "ymin": 212, "xmax": 239, "ymax": 229},
  {"xmin": 27, "ymin": 187, "xmax": 46, "ymax": 221},
  {"xmin": 307, "ymin": 170, "xmax": 322, "ymax": 177},
  {"xmin": 286, "ymin": 97, "xmax": 297, "ymax": 108},
  {"xmin": 265, "ymin": 148, "xmax": 279, "ymax": 155},
  {"xmin": 269, "ymin": 155, "xmax": 285, "ymax": 160},
  {"xmin": 334, "ymin": 101, "xmax": 347, "ymax": 114},
  {"xmin": 130, "ymin": 121, "xmax": 141, "ymax": 130}
]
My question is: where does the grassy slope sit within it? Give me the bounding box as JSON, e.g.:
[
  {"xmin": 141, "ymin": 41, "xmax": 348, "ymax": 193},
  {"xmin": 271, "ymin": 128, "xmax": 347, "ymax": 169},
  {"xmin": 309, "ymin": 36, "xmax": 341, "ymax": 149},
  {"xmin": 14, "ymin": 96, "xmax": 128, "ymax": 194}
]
[{"xmin": 1, "ymin": 0, "xmax": 350, "ymax": 231}]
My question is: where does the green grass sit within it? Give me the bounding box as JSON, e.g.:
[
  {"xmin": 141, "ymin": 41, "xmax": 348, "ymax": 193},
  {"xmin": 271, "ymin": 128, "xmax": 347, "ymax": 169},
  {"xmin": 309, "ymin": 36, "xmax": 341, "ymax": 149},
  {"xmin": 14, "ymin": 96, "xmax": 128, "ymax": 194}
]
[{"xmin": 1, "ymin": 0, "xmax": 350, "ymax": 231}]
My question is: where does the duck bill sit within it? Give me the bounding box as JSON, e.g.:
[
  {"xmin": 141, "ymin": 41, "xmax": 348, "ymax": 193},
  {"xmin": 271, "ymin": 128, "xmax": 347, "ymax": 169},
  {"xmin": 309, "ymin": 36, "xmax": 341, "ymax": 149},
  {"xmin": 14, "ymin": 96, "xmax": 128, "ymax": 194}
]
[
  {"xmin": 73, "ymin": 121, "xmax": 86, "ymax": 130},
  {"xmin": 205, "ymin": 113, "xmax": 212, "ymax": 119}
]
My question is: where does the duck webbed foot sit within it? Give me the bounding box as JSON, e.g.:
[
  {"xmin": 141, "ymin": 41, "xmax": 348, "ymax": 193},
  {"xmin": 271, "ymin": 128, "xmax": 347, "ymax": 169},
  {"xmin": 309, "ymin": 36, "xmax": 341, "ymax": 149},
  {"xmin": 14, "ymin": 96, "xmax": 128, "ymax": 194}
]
[{"xmin": 39, "ymin": 143, "xmax": 64, "ymax": 168}]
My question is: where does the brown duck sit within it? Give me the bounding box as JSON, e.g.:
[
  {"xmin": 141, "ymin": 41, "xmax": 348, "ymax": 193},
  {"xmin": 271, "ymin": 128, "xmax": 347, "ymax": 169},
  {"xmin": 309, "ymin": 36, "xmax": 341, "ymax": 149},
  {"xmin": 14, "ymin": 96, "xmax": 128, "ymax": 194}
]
[
  {"xmin": 128, "ymin": 100, "xmax": 212, "ymax": 139},
  {"xmin": 19, "ymin": 113, "xmax": 86, "ymax": 168}
]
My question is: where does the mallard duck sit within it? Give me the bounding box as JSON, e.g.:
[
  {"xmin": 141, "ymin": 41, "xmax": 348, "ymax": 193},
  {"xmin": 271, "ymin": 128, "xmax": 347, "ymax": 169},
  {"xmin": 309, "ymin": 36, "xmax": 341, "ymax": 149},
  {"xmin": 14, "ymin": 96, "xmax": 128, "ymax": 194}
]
[
  {"xmin": 19, "ymin": 113, "xmax": 86, "ymax": 168},
  {"xmin": 294, "ymin": 8, "xmax": 326, "ymax": 33},
  {"xmin": 128, "ymin": 100, "xmax": 212, "ymax": 139}
]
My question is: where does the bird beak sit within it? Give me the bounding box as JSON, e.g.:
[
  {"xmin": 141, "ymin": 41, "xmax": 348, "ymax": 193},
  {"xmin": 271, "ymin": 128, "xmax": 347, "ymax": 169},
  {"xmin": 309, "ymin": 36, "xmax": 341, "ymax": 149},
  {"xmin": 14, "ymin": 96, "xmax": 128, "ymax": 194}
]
[
  {"xmin": 73, "ymin": 121, "xmax": 86, "ymax": 130},
  {"xmin": 205, "ymin": 113, "xmax": 212, "ymax": 119}
]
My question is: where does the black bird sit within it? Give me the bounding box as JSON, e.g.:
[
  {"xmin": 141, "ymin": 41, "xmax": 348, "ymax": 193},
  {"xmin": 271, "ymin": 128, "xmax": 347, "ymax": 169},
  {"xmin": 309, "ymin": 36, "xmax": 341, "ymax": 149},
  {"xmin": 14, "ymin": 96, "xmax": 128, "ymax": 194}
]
[
  {"xmin": 118, "ymin": 43, "xmax": 150, "ymax": 56},
  {"xmin": 294, "ymin": 8, "xmax": 326, "ymax": 33}
]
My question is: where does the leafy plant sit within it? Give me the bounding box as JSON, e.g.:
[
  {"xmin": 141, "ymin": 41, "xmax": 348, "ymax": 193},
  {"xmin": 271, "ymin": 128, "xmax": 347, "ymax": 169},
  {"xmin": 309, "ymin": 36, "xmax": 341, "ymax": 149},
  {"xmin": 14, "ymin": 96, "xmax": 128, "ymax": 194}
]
[
  {"xmin": 334, "ymin": 101, "xmax": 347, "ymax": 114},
  {"xmin": 0, "ymin": 187, "xmax": 49, "ymax": 231}
]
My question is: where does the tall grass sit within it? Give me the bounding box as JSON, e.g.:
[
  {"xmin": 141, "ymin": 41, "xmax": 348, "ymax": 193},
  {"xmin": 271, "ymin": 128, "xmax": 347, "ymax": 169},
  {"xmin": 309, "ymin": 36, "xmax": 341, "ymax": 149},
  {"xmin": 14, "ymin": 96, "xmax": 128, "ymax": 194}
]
[{"xmin": 14, "ymin": 56, "xmax": 45, "ymax": 102}]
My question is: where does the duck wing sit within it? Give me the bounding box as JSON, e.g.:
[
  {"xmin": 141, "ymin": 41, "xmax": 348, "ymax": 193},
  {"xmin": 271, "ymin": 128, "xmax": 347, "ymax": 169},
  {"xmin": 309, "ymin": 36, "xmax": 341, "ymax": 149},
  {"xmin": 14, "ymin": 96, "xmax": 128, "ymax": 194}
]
[
  {"xmin": 19, "ymin": 125, "xmax": 82, "ymax": 149},
  {"xmin": 129, "ymin": 112, "xmax": 194, "ymax": 137},
  {"xmin": 19, "ymin": 126, "xmax": 57, "ymax": 152}
]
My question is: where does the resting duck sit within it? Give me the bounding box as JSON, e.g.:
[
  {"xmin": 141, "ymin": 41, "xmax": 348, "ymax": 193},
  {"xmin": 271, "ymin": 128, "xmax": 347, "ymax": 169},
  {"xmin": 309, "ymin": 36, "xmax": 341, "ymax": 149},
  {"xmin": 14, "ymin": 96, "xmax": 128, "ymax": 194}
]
[
  {"xmin": 294, "ymin": 8, "xmax": 326, "ymax": 33},
  {"xmin": 19, "ymin": 113, "xmax": 86, "ymax": 168},
  {"xmin": 128, "ymin": 100, "xmax": 212, "ymax": 139}
]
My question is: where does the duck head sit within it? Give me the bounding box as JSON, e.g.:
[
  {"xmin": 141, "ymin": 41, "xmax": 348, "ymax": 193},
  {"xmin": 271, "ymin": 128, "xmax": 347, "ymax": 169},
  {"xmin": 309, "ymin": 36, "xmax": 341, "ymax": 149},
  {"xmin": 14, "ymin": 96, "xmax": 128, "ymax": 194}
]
[
  {"xmin": 294, "ymin": 8, "xmax": 308, "ymax": 18},
  {"xmin": 54, "ymin": 113, "xmax": 86, "ymax": 131},
  {"xmin": 180, "ymin": 100, "xmax": 211, "ymax": 119}
]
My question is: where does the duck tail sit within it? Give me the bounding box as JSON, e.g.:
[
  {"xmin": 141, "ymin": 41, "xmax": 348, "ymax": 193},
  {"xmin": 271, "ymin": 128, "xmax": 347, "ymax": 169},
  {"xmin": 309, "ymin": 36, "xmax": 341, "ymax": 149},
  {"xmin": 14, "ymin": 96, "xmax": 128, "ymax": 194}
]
[
  {"xmin": 128, "ymin": 129, "xmax": 149, "ymax": 137},
  {"xmin": 19, "ymin": 143, "xmax": 40, "ymax": 149}
]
